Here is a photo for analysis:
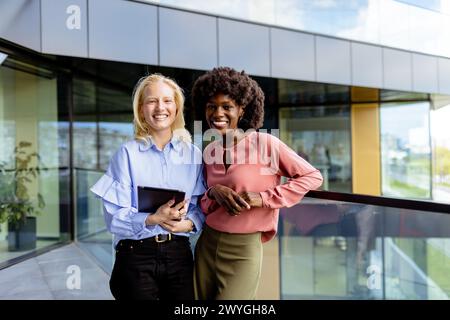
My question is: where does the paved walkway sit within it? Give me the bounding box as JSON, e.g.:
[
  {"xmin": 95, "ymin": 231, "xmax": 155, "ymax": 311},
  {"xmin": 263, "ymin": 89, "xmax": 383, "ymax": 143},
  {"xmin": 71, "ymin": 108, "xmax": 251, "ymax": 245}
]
[{"xmin": 0, "ymin": 243, "xmax": 113, "ymax": 300}]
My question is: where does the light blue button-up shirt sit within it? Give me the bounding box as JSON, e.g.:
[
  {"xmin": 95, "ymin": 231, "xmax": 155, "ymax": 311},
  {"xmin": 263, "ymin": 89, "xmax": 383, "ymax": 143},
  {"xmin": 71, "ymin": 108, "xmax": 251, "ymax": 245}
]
[{"xmin": 90, "ymin": 136, "xmax": 205, "ymax": 248}]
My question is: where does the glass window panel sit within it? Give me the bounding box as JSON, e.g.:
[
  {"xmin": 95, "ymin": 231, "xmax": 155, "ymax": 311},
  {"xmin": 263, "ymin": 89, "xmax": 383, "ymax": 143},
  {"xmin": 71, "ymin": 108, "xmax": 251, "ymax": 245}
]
[
  {"xmin": 141, "ymin": 0, "xmax": 450, "ymax": 58},
  {"xmin": 279, "ymin": 105, "xmax": 352, "ymax": 192},
  {"xmin": 442, "ymin": 0, "xmax": 450, "ymax": 14},
  {"xmin": 280, "ymin": 197, "xmax": 450, "ymax": 299},
  {"xmin": 72, "ymin": 66, "xmax": 136, "ymax": 270},
  {"xmin": 97, "ymin": 82, "xmax": 133, "ymax": 170},
  {"xmin": 99, "ymin": 117, "xmax": 133, "ymax": 171},
  {"xmin": 431, "ymin": 101, "xmax": 450, "ymax": 203},
  {"xmin": 278, "ymin": 79, "xmax": 349, "ymax": 105},
  {"xmin": 73, "ymin": 78, "xmax": 96, "ymax": 115},
  {"xmin": 380, "ymin": 89, "xmax": 428, "ymax": 102},
  {"xmin": 380, "ymin": 102, "xmax": 431, "ymax": 199},
  {"xmin": 380, "ymin": 0, "xmax": 411, "ymax": 50},
  {"xmin": 396, "ymin": 0, "xmax": 443, "ymax": 12},
  {"xmin": 408, "ymin": 4, "xmax": 441, "ymax": 55},
  {"xmin": 58, "ymin": 121, "xmax": 70, "ymax": 168},
  {"xmin": 97, "ymin": 85, "xmax": 132, "ymax": 113},
  {"xmin": 158, "ymin": 0, "xmax": 275, "ymax": 24},
  {"xmin": 0, "ymin": 61, "xmax": 65, "ymax": 263},
  {"xmin": 73, "ymin": 77, "xmax": 98, "ymax": 170},
  {"xmin": 0, "ymin": 120, "xmax": 15, "ymax": 168},
  {"xmin": 437, "ymin": 14, "xmax": 450, "ymax": 58},
  {"xmin": 275, "ymin": 0, "xmax": 380, "ymax": 43},
  {"xmin": 73, "ymin": 117, "xmax": 98, "ymax": 170}
]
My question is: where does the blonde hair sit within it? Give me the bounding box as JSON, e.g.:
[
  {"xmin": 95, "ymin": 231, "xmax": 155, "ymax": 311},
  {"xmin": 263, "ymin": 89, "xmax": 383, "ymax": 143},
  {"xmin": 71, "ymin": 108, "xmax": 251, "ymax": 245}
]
[{"xmin": 132, "ymin": 74, "xmax": 191, "ymax": 144}]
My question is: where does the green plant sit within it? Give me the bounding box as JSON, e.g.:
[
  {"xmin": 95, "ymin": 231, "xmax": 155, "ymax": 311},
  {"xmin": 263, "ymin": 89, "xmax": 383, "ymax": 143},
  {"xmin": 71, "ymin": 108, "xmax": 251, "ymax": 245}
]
[{"xmin": 0, "ymin": 141, "xmax": 45, "ymax": 230}]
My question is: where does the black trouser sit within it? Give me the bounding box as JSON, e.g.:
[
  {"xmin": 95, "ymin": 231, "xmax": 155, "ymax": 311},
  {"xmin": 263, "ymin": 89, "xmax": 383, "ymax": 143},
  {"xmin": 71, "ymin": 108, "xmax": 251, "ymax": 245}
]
[{"xmin": 110, "ymin": 235, "xmax": 194, "ymax": 300}]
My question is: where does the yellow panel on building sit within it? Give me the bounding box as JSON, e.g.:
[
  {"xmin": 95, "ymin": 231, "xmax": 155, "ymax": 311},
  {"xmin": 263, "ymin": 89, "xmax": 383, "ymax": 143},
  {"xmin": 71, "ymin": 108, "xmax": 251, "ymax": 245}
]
[{"xmin": 351, "ymin": 103, "xmax": 381, "ymax": 196}]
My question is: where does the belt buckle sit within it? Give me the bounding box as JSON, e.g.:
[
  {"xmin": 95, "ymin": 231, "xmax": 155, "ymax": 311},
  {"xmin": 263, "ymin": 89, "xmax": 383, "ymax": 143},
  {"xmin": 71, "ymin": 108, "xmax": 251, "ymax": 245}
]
[{"xmin": 155, "ymin": 234, "xmax": 171, "ymax": 243}]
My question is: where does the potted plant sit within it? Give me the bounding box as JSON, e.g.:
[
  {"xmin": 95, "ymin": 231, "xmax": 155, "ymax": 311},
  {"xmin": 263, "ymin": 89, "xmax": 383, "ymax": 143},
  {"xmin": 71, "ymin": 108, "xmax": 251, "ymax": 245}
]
[{"xmin": 0, "ymin": 141, "xmax": 45, "ymax": 251}]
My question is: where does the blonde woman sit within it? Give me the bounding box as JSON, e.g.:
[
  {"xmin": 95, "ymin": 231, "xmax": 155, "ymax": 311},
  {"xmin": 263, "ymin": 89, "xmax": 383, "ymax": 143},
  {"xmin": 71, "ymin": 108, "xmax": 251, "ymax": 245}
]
[{"xmin": 90, "ymin": 74, "xmax": 205, "ymax": 300}]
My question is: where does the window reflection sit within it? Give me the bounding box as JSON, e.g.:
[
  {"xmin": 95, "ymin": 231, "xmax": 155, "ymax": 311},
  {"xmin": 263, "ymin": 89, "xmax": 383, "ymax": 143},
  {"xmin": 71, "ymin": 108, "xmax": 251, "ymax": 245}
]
[
  {"xmin": 380, "ymin": 102, "xmax": 431, "ymax": 199},
  {"xmin": 278, "ymin": 79, "xmax": 350, "ymax": 105},
  {"xmin": 0, "ymin": 61, "xmax": 66, "ymax": 262},
  {"xmin": 72, "ymin": 76, "xmax": 132, "ymax": 250},
  {"xmin": 279, "ymin": 105, "xmax": 352, "ymax": 193},
  {"xmin": 280, "ymin": 197, "xmax": 450, "ymax": 299},
  {"xmin": 99, "ymin": 119, "xmax": 133, "ymax": 171},
  {"xmin": 161, "ymin": 0, "xmax": 275, "ymax": 23},
  {"xmin": 72, "ymin": 77, "xmax": 133, "ymax": 170},
  {"xmin": 0, "ymin": 120, "xmax": 15, "ymax": 169},
  {"xmin": 380, "ymin": 89, "xmax": 428, "ymax": 102},
  {"xmin": 408, "ymin": 3, "xmax": 441, "ymax": 55},
  {"xmin": 276, "ymin": 0, "xmax": 380, "ymax": 44},
  {"xmin": 73, "ymin": 119, "xmax": 98, "ymax": 170},
  {"xmin": 431, "ymin": 101, "xmax": 450, "ymax": 203},
  {"xmin": 396, "ymin": 0, "xmax": 445, "ymax": 13},
  {"xmin": 142, "ymin": 0, "xmax": 450, "ymax": 58},
  {"xmin": 380, "ymin": 0, "xmax": 411, "ymax": 49}
]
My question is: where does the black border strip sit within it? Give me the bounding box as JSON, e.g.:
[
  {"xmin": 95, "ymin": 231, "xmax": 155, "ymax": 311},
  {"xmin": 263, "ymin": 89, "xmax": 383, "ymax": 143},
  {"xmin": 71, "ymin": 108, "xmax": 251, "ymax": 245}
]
[{"xmin": 306, "ymin": 190, "xmax": 450, "ymax": 214}]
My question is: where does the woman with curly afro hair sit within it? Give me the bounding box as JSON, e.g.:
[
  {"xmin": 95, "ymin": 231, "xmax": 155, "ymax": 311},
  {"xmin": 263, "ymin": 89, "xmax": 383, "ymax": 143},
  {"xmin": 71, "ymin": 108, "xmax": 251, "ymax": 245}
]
[{"xmin": 192, "ymin": 67, "xmax": 323, "ymax": 300}]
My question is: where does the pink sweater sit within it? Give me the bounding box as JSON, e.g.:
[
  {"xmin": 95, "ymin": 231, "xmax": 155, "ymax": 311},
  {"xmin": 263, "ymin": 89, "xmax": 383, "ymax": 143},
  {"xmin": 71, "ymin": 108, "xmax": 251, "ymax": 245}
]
[{"xmin": 201, "ymin": 132, "xmax": 323, "ymax": 242}]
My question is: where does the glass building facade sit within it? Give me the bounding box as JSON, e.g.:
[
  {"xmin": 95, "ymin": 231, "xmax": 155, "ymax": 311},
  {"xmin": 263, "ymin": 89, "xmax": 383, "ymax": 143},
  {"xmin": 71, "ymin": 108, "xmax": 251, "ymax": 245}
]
[
  {"xmin": 0, "ymin": 0, "xmax": 449, "ymax": 300},
  {"xmin": 0, "ymin": 57, "xmax": 71, "ymax": 263},
  {"xmin": 143, "ymin": 0, "xmax": 450, "ymax": 57}
]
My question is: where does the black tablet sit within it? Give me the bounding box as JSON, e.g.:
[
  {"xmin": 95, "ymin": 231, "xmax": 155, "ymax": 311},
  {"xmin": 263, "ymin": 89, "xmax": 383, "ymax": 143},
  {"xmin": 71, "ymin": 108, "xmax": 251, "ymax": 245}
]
[{"xmin": 137, "ymin": 186, "xmax": 186, "ymax": 214}]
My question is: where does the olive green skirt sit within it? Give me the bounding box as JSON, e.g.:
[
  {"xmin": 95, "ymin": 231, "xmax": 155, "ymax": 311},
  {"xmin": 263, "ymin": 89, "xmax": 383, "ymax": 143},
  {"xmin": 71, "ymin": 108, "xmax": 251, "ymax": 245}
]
[{"xmin": 194, "ymin": 224, "xmax": 263, "ymax": 300}]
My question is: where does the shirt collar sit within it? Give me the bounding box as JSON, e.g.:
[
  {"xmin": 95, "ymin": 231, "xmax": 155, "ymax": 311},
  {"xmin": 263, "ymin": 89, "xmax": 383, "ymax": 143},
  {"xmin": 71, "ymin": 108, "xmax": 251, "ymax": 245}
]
[{"xmin": 138, "ymin": 135, "xmax": 183, "ymax": 152}]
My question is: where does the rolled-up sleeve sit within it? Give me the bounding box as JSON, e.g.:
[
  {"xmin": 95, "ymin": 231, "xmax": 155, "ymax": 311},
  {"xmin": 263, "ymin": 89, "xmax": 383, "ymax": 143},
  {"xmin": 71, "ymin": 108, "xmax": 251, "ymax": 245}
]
[
  {"xmin": 185, "ymin": 163, "xmax": 206, "ymax": 234},
  {"xmin": 186, "ymin": 201, "xmax": 204, "ymax": 234},
  {"xmin": 200, "ymin": 187, "xmax": 220, "ymax": 215}
]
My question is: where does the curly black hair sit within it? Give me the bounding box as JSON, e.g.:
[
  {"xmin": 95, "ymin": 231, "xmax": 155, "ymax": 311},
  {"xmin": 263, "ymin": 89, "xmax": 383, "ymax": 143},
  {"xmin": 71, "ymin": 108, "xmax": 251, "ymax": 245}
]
[{"xmin": 191, "ymin": 67, "xmax": 265, "ymax": 130}]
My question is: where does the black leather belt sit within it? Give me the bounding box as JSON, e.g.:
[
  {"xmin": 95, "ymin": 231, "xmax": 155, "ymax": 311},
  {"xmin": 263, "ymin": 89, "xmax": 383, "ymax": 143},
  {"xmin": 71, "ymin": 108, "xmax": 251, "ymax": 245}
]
[
  {"xmin": 118, "ymin": 234, "xmax": 186, "ymax": 247},
  {"xmin": 153, "ymin": 233, "xmax": 178, "ymax": 243}
]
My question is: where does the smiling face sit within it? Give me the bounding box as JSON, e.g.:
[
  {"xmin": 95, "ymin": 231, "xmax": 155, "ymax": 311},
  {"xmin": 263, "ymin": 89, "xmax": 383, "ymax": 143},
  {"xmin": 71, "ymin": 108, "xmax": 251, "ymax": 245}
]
[
  {"xmin": 205, "ymin": 93, "xmax": 244, "ymax": 135},
  {"xmin": 141, "ymin": 81, "xmax": 177, "ymax": 135}
]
